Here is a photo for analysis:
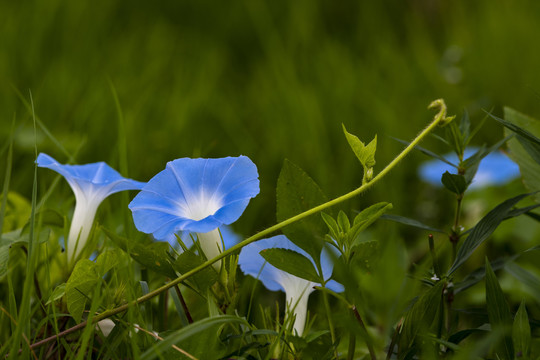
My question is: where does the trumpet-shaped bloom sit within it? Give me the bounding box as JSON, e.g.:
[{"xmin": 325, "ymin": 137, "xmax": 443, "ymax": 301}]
[
  {"xmin": 418, "ymin": 148, "xmax": 520, "ymax": 189},
  {"xmin": 37, "ymin": 153, "xmax": 145, "ymax": 264},
  {"xmin": 128, "ymin": 156, "xmax": 259, "ymax": 267},
  {"xmin": 238, "ymin": 235, "xmax": 343, "ymax": 336}
]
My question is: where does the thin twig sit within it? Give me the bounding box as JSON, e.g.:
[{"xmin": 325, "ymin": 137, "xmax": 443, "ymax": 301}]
[{"xmin": 174, "ymin": 285, "xmax": 194, "ymax": 324}]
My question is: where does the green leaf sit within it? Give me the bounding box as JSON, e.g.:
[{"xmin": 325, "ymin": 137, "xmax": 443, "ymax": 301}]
[
  {"xmin": 351, "ymin": 202, "xmax": 393, "ymax": 239},
  {"xmin": 448, "ymin": 193, "xmax": 531, "ymax": 275},
  {"xmin": 337, "ymin": 211, "xmax": 350, "ymax": 233},
  {"xmin": 321, "ymin": 212, "xmax": 340, "ymax": 241},
  {"xmin": 102, "ymin": 227, "xmax": 176, "ymax": 278},
  {"xmin": 65, "ymin": 259, "xmax": 99, "ymax": 323},
  {"xmin": 0, "ymin": 243, "xmax": 11, "ymax": 279},
  {"xmin": 173, "ymin": 249, "xmax": 218, "ymax": 291},
  {"xmin": 512, "ymin": 301, "xmax": 531, "ymax": 359},
  {"xmin": 276, "ymin": 160, "xmax": 328, "ymax": 261},
  {"xmin": 505, "ymin": 261, "xmax": 540, "ymax": 299},
  {"xmin": 139, "ymin": 315, "xmax": 247, "ymax": 360},
  {"xmin": 260, "ymin": 248, "xmax": 321, "ymax": 283},
  {"xmin": 398, "ymin": 281, "xmax": 446, "ymax": 353},
  {"xmin": 441, "ymin": 171, "xmax": 467, "ymax": 194},
  {"xmin": 501, "ymin": 108, "xmax": 540, "ymax": 203},
  {"xmin": 45, "ymin": 283, "xmax": 66, "ymax": 305},
  {"xmin": 381, "ymin": 214, "xmax": 445, "ymax": 234},
  {"xmin": 485, "ymin": 258, "xmax": 514, "ymax": 360},
  {"xmin": 0, "ymin": 191, "xmax": 31, "ymax": 233},
  {"xmin": 350, "ymin": 241, "xmax": 379, "ymax": 271},
  {"xmin": 343, "ymin": 124, "xmax": 377, "ymax": 168},
  {"xmin": 95, "ymin": 248, "xmax": 121, "ymax": 277}
]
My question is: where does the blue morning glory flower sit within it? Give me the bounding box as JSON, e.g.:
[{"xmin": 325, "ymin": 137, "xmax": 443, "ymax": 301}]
[
  {"xmin": 418, "ymin": 148, "xmax": 520, "ymax": 189},
  {"xmin": 238, "ymin": 235, "xmax": 343, "ymax": 336},
  {"xmin": 37, "ymin": 153, "xmax": 145, "ymax": 265},
  {"xmin": 128, "ymin": 156, "xmax": 259, "ymax": 268}
]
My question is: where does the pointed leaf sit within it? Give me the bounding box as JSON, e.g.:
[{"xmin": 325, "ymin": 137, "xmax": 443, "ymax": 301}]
[
  {"xmin": 337, "ymin": 211, "xmax": 350, "ymax": 233},
  {"xmin": 321, "ymin": 212, "xmax": 340, "ymax": 241},
  {"xmin": 65, "ymin": 260, "xmax": 99, "ymax": 322},
  {"xmin": 512, "ymin": 301, "xmax": 531, "ymax": 359},
  {"xmin": 398, "ymin": 281, "xmax": 446, "ymax": 352},
  {"xmin": 343, "ymin": 124, "xmax": 377, "ymax": 168},
  {"xmin": 381, "ymin": 214, "xmax": 445, "ymax": 234},
  {"xmin": 260, "ymin": 248, "xmax": 321, "ymax": 283},
  {"xmin": 45, "ymin": 283, "xmax": 66, "ymax": 305},
  {"xmin": 448, "ymin": 193, "xmax": 531, "ymax": 275},
  {"xmin": 485, "ymin": 258, "xmax": 514, "ymax": 360},
  {"xmin": 501, "ymin": 108, "xmax": 540, "ymax": 203},
  {"xmin": 276, "ymin": 160, "xmax": 328, "ymax": 261},
  {"xmin": 351, "ymin": 202, "xmax": 393, "ymax": 239}
]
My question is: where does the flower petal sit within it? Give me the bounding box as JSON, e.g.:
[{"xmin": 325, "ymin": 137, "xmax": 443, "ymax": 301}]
[{"xmin": 129, "ymin": 156, "xmax": 259, "ymax": 239}]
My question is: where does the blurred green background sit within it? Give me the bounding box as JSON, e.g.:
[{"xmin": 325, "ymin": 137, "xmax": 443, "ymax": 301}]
[{"xmin": 2, "ymin": 0, "xmax": 540, "ymax": 237}]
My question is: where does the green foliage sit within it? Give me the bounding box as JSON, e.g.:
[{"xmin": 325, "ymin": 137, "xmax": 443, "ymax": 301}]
[
  {"xmin": 441, "ymin": 171, "xmax": 467, "ymax": 195},
  {"xmin": 485, "ymin": 258, "xmax": 514, "ymax": 360},
  {"xmin": 448, "ymin": 193, "xmax": 532, "ymax": 275},
  {"xmin": 103, "ymin": 227, "xmax": 176, "ymax": 278},
  {"xmin": 343, "ymin": 124, "xmax": 377, "ymax": 184},
  {"xmin": 260, "ymin": 248, "xmax": 321, "ymax": 283},
  {"xmin": 512, "ymin": 301, "xmax": 531, "ymax": 359},
  {"xmin": 276, "ymin": 159, "xmax": 328, "ymax": 262},
  {"xmin": 500, "ymin": 108, "xmax": 540, "ymax": 203}
]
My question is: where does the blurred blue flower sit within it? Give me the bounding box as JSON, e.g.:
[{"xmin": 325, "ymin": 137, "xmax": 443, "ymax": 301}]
[
  {"xmin": 418, "ymin": 148, "xmax": 520, "ymax": 189},
  {"xmin": 129, "ymin": 156, "xmax": 259, "ymax": 268},
  {"xmin": 37, "ymin": 153, "xmax": 145, "ymax": 265},
  {"xmin": 238, "ymin": 235, "xmax": 343, "ymax": 336}
]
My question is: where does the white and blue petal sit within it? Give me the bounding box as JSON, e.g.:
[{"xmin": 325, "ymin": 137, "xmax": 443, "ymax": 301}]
[
  {"xmin": 238, "ymin": 235, "xmax": 343, "ymax": 335},
  {"xmin": 129, "ymin": 156, "xmax": 259, "ymax": 266},
  {"xmin": 37, "ymin": 153, "xmax": 145, "ymax": 265}
]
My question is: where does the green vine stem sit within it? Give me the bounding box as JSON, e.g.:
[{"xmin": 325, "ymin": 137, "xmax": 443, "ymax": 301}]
[{"xmin": 25, "ymin": 99, "xmax": 454, "ymax": 351}]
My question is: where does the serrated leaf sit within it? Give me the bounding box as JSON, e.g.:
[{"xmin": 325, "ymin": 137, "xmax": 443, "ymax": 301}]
[
  {"xmin": 45, "ymin": 283, "xmax": 66, "ymax": 305},
  {"xmin": 260, "ymin": 248, "xmax": 321, "ymax": 283},
  {"xmin": 441, "ymin": 171, "xmax": 467, "ymax": 194},
  {"xmin": 65, "ymin": 259, "xmax": 99, "ymax": 322},
  {"xmin": 102, "ymin": 227, "xmax": 176, "ymax": 278},
  {"xmin": 351, "ymin": 202, "xmax": 393, "ymax": 239},
  {"xmin": 380, "ymin": 214, "xmax": 445, "ymax": 234},
  {"xmin": 448, "ymin": 193, "xmax": 531, "ymax": 275},
  {"xmin": 173, "ymin": 249, "xmax": 218, "ymax": 291},
  {"xmin": 485, "ymin": 258, "xmax": 514, "ymax": 360},
  {"xmin": 501, "ymin": 108, "xmax": 540, "ymax": 203},
  {"xmin": 512, "ymin": 301, "xmax": 531, "ymax": 359},
  {"xmin": 276, "ymin": 160, "xmax": 328, "ymax": 262}
]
